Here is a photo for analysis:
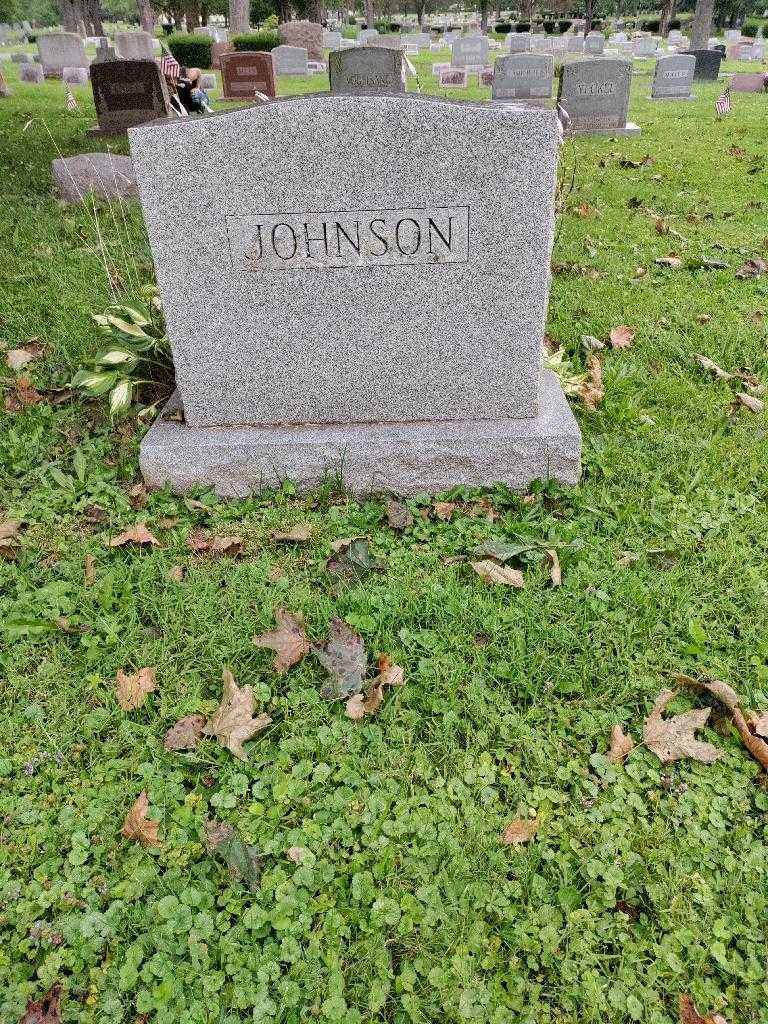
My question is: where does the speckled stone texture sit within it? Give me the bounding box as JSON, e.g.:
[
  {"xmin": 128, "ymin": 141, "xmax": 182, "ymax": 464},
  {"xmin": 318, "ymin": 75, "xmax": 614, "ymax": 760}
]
[
  {"xmin": 20, "ymin": 63, "xmax": 44, "ymax": 82},
  {"xmin": 650, "ymin": 54, "xmax": 695, "ymax": 99},
  {"xmin": 90, "ymin": 58, "xmax": 171, "ymax": 135},
  {"xmin": 130, "ymin": 94, "xmax": 580, "ymax": 494},
  {"xmin": 277, "ymin": 20, "xmax": 323, "ymax": 61},
  {"xmin": 140, "ymin": 372, "xmax": 581, "ymax": 497},
  {"xmin": 220, "ymin": 51, "xmax": 276, "ymax": 99},
  {"xmin": 451, "ymin": 36, "xmax": 489, "ymax": 67},
  {"xmin": 492, "ymin": 53, "xmax": 553, "ymax": 100},
  {"xmin": 329, "ymin": 46, "xmax": 404, "ymax": 95},
  {"xmin": 559, "ymin": 57, "xmax": 640, "ymax": 136},
  {"xmin": 52, "ymin": 153, "xmax": 136, "ymax": 203},
  {"xmin": 683, "ymin": 49, "xmax": 722, "ymax": 81},
  {"xmin": 38, "ymin": 32, "xmax": 88, "ymax": 76},
  {"xmin": 115, "ymin": 31, "xmax": 155, "ymax": 60}
]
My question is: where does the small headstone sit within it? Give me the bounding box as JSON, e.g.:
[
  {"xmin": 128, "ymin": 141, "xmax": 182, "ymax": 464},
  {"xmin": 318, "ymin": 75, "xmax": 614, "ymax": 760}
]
[
  {"xmin": 38, "ymin": 31, "xmax": 88, "ymax": 77},
  {"xmin": 115, "ymin": 30, "xmax": 155, "ymax": 61},
  {"xmin": 278, "ymin": 20, "xmax": 323, "ymax": 61},
  {"xmin": 492, "ymin": 53, "xmax": 553, "ymax": 101},
  {"xmin": 220, "ymin": 51, "xmax": 276, "ymax": 99},
  {"xmin": 584, "ymin": 31, "xmax": 605, "ymax": 55},
  {"xmin": 128, "ymin": 95, "xmax": 580, "ymax": 495},
  {"xmin": 272, "ymin": 45, "xmax": 309, "ymax": 75},
  {"xmin": 93, "ymin": 38, "xmax": 118, "ymax": 63},
  {"xmin": 633, "ymin": 36, "xmax": 656, "ymax": 57},
  {"xmin": 358, "ymin": 28, "xmax": 379, "ymax": 44},
  {"xmin": 567, "ymin": 35, "xmax": 584, "ymax": 54},
  {"xmin": 432, "ymin": 61, "xmax": 450, "ymax": 75},
  {"xmin": 89, "ymin": 58, "xmax": 171, "ymax": 135},
  {"xmin": 200, "ymin": 72, "xmax": 216, "ymax": 90},
  {"xmin": 730, "ymin": 72, "xmax": 767, "ymax": 92},
  {"xmin": 558, "ymin": 57, "xmax": 639, "ymax": 135},
  {"xmin": 20, "ymin": 62, "xmax": 44, "ymax": 83},
  {"xmin": 324, "ymin": 30, "xmax": 342, "ymax": 51},
  {"xmin": 11, "ymin": 52, "xmax": 32, "ymax": 62},
  {"xmin": 682, "ymin": 48, "xmax": 722, "ymax": 81},
  {"xmin": 451, "ymin": 35, "xmax": 489, "ymax": 67},
  {"xmin": 329, "ymin": 46, "xmax": 404, "ymax": 95},
  {"xmin": 725, "ymin": 29, "xmax": 740, "ymax": 42},
  {"xmin": 439, "ymin": 67, "xmax": 468, "ymax": 87},
  {"xmin": 211, "ymin": 42, "xmax": 233, "ymax": 69},
  {"xmin": 378, "ymin": 34, "xmax": 405, "ymax": 50},
  {"xmin": 339, "ymin": 39, "xmax": 357, "ymax": 49},
  {"xmin": 52, "ymin": 153, "xmax": 137, "ymax": 203},
  {"xmin": 63, "ymin": 65, "xmax": 89, "ymax": 84},
  {"xmin": 508, "ymin": 32, "xmax": 531, "ymax": 53},
  {"xmin": 650, "ymin": 53, "xmax": 695, "ymax": 99}
]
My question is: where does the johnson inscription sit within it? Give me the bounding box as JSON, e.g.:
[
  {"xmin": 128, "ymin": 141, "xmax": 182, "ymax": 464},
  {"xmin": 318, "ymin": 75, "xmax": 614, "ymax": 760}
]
[{"xmin": 226, "ymin": 206, "xmax": 470, "ymax": 271}]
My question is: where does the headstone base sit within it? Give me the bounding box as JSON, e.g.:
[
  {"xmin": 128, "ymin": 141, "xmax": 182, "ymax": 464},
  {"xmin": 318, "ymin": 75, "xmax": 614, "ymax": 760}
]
[
  {"xmin": 647, "ymin": 94, "xmax": 695, "ymax": 100},
  {"xmin": 141, "ymin": 371, "xmax": 581, "ymax": 497},
  {"xmin": 564, "ymin": 121, "xmax": 641, "ymax": 136},
  {"xmin": 86, "ymin": 124, "xmax": 128, "ymax": 136}
]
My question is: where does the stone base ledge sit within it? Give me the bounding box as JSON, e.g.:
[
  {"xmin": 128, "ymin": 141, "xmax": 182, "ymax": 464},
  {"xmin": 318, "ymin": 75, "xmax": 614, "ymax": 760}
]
[
  {"xmin": 647, "ymin": 94, "xmax": 696, "ymax": 100},
  {"xmin": 140, "ymin": 371, "xmax": 582, "ymax": 497},
  {"xmin": 564, "ymin": 121, "xmax": 641, "ymax": 136}
]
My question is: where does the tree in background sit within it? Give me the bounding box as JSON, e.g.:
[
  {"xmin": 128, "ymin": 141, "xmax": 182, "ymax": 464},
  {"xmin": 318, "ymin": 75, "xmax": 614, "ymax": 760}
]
[
  {"xmin": 690, "ymin": 0, "xmax": 714, "ymax": 44},
  {"xmin": 229, "ymin": 0, "xmax": 248, "ymax": 32}
]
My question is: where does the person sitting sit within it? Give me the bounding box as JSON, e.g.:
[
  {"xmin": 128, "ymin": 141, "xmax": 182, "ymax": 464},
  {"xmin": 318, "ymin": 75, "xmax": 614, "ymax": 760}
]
[{"xmin": 177, "ymin": 67, "xmax": 212, "ymax": 115}]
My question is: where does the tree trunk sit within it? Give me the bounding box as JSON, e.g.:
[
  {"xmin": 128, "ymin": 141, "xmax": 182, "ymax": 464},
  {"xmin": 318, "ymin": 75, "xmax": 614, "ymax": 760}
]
[
  {"xmin": 479, "ymin": 0, "xmax": 488, "ymax": 31},
  {"xmin": 184, "ymin": 0, "xmax": 199, "ymax": 32},
  {"xmin": 659, "ymin": 0, "xmax": 673, "ymax": 35},
  {"xmin": 583, "ymin": 0, "xmax": 593, "ymax": 34},
  {"xmin": 416, "ymin": 0, "xmax": 425, "ymax": 26},
  {"xmin": 85, "ymin": 0, "xmax": 104, "ymax": 34},
  {"xmin": 690, "ymin": 0, "xmax": 715, "ymax": 48},
  {"xmin": 365, "ymin": 0, "xmax": 374, "ymax": 28},
  {"xmin": 306, "ymin": 0, "xmax": 322, "ymax": 22},
  {"xmin": 228, "ymin": 0, "xmax": 249, "ymax": 34},
  {"xmin": 137, "ymin": 0, "xmax": 154, "ymax": 33},
  {"xmin": 59, "ymin": 0, "xmax": 81, "ymax": 33},
  {"xmin": 200, "ymin": 1, "xmax": 208, "ymax": 24}
]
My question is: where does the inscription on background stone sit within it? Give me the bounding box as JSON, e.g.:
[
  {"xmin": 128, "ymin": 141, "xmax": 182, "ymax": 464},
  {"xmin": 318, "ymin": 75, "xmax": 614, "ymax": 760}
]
[
  {"xmin": 584, "ymin": 31, "xmax": 605, "ymax": 55},
  {"xmin": 329, "ymin": 46, "xmax": 404, "ymax": 95},
  {"xmin": 651, "ymin": 53, "xmax": 695, "ymax": 98},
  {"xmin": 683, "ymin": 48, "xmax": 722, "ymax": 80},
  {"xmin": 451, "ymin": 35, "xmax": 489, "ymax": 67},
  {"xmin": 439, "ymin": 67, "xmax": 468, "ymax": 87},
  {"xmin": 492, "ymin": 53, "xmax": 553, "ymax": 100},
  {"xmin": 507, "ymin": 32, "xmax": 530, "ymax": 53},
  {"xmin": 558, "ymin": 57, "xmax": 633, "ymax": 133},
  {"xmin": 115, "ymin": 30, "xmax": 154, "ymax": 60},
  {"xmin": 226, "ymin": 207, "xmax": 469, "ymax": 271},
  {"xmin": 90, "ymin": 58, "xmax": 170, "ymax": 134},
  {"xmin": 220, "ymin": 50, "xmax": 276, "ymax": 99},
  {"xmin": 38, "ymin": 31, "xmax": 88, "ymax": 76}
]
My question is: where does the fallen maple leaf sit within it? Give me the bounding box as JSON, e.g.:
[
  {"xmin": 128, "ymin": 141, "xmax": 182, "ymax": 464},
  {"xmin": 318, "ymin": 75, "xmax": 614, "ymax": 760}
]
[
  {"xmin": 607, "ymin": 724, "xmax": 635, "ymax": 763},
  {"xmin": 385, "ymin": 498, "xmax": 414, "ymax": 530},
  {"xmin": 6, "ymin": 343, "xmax": 42, "ymax": 371},
  {"xmin": 655, "ymin": 256, "xmax": 682, "ymax": 268},
  {"xmin": 270, "ymin": 524, "xmax": 312, "ymax": 542},
  {"xmin": 734, "ymin": 392, "xmax": 764, "ymax": 413},
  {"xmin": 0, "ymin": 519, "xmax": 22, "ymax": 560},
  {"xmin": 674, "ymin": 673, "xmax": 768, "ymax": 772},
  {"xmin": 116, "ymin": 667, "xmax": 157, "ymax": 711},
  {"xmin": 471, "ymin": 560, "xmax": 524, "ymax": 587},
  {"xmin": 253, "ymin": 608, "xmax": 310, "ymax": 673},
  {"xmin": 609, "ymin": 325, "xmax": 635, "ymax": 350},
  {"xmin": 5, "ymin": 376, "xmax": 43, "ymax": 413},
  {"xmin": 643, "ymin": 689, "xmax": 720, "ymax": 764},
  {"xmin": 695, "ymin": 354, "xmax": 732, "ymax": 381},
  {"xmin": 203, "ymin": 669, "xmax": 271, "ymax": 760},
  {"xmin": 187, "ymin": 529, "xmax": 242, "ymax": 555},
  {"xmin": 545, "ymin": 548, "xmax": 561, "ymax": 586},
  {"xmin": 316, "ymin": 619, "xmax": 367, "ymax": 700},
  {"xmin": 164, "ymin": 713, "xmax": 207, "ymax": 751},
  {"xmin": 576, "ymin": 355, "xmax": 604, "ymax": 410},
  {"xmin": 20, "ymin": 983, "xmax": 62, "ymax": 1024},
  {"xmin": 433, "ymin": 500, "xmax": 457, "ymax": 521},
  {"xmin": 121, "ymin": 791, "xmax": 161, "ymax": 847},
  {"xmin": 748, "ymin": 712, "xmax": 768, "ymax": 738},
  {"xmin": 735, "ymin": 258, "xmax": 768, "ymax": 280},
  {"xmin": 679, "ymin": 993, "xmax": 728, "ymax": 1024},
  {"xmin": 345, "ymin": 654, "xmax": 405, "ymax": 720},
  {"xmin": 109, "ymin": 525, "xmax": 160, "ymax": 548},
  {"xmin": 502, "ymin": 816, "xmax": 539, "ymax": 845}
]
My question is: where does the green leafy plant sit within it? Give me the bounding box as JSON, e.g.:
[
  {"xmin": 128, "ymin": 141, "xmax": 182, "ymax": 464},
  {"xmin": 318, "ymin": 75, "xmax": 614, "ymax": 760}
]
[
  {"xmin": 166, "ymin": 33, "xmax": 213, "ymax": 69},
  {"xmin": 232, "ymin": 29, "xmax": 280, "ymax": 51},
  {"xmin": 72, "ymin": 286, "xmax": 173, "ymax": 418}
]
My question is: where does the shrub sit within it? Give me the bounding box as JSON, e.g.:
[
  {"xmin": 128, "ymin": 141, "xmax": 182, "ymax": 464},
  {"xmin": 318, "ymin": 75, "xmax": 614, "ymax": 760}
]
[
  {"xmin": 742, "ymin": 21, "xmax": 759, "ymax": 36},
  {"xmin": 543, "ymin": 20, "xmax": 556, "ymax": 32},
  {"xmin": 232, "ymin": 29, "xmax": 280, "ymax": 51},
  {"xmin": 642, "ymin": 17, "xmax": 661, "ymax": 31},
  {"xmin": 27, "ymin": 31, "xmax": 37, "ymax": 42},
  {"xmin": 167, "ymin": 33, "xmax": 212, "ymax": 68},
  {"xmin": 341, "ymin": 26, "xmax": 358, "ymax": 38},
  {"xmin": 495, "ymin": 21, "xmax": 512, "ymax": 32},
  {"xmin": 558, "ymin": 19, "xmax": 572, "ymax": 32},
  {"xmin": 515, "ymin": 21, "xmax": 531, "ymax": 31},
  {"xmin": 668, "ymin": 17, "xmax": 681, "ymax": 29}
]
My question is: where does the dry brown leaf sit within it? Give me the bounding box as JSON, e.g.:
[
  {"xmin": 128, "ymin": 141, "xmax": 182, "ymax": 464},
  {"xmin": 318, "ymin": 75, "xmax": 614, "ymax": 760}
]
[
  {"xmin": 642, "ymin": 688, "xmax": 720, "ymax": 764},
  {"xmin": 574, "ymin": 201, "xmax": 599, "ymax": 218},
  {"xmin": 203, "ymin": 669, "xmax": 272, "ymax": 760},
  {"xmin": 735, "ymin": 392, "xmax": 764, "ymax": 413},
  {"xmin": 675, "ymin": 674, "xmax": 768, "ymax": 772},
  {"xmin": 344, "ymin": 654, "xmax": 405, "ymax": 720},
  {"xmin": 287, "ymin": 845, "xmax": 307, "ymax": 863},
  {"xmin": 471, "ymin": 560, "xmax": 524, "ymax": 587},
  {"xmin": 679, "ymin": 993, "xmax": 728, "ymax": 1024},
  {"xmin": 187, "ymin": 529, "xmax": 243, "ymax": 555},
  {"xmin": 609, "ymin": 325, "xmax": 635, "ymax": 350},
  {"xmin": 655, "ymin": 255, "xmax": 682, "ymax": 268},
  {"xmin": 748, "ymin": 712, "xmax": 768, "ymax": 739},
  {"xmin": 109, "ymin": 524, "xmax": 160, "ymax": 548},
  {"xmin": 20, "ymin": 983, "xmax": 62, "ymax": 1024},
  {"xmin": 84, "ymin": 554, "xmax": 95, "ymax": 584},
  {"xmin": 168, "ymin": 564, "xmax": 186, "ymax": 582},
  {"xmin": 607, "ymin": 724, "xmax": 635, "ymax": 763},
  {"xmin": 164, "ymin": 713, "xmax": 207, "ymax": 751},
  {"xmin": 695, "ymin": 354, "xmax": 732, "ymax": 381},
  {"xmin": 0, "ymin": 519, "xmax": 22, "ymax": 560},
  {"xmin": 502, "ymin": 816, "xmax": 539, "ymax": 845},
  {"xmin": 466, "ymin": 496, "xmax": 499, "ymax": 522},
  {"xmin": 6, "ymin": 343, "xmax": 42, "ymax": 371},
  {"xmin": 253, "ymin": 609, "xmax": 310, "ymax": 673},
  {"xmin": 329, "ymin": 536, "xmax": 364, "ymax": 552},
  {"xmin": 576, "ymin": 354, "xmax": 604, "ymax": 410},
  {"xmin": 433, "ymin": 501, "xmax": 457, "ymax": 521},
  {"xmin": 5, "ymin": 376, "xmax": 43, "ymax": 413},
  {"xmin": 735, "ymin": 258, "xmax": 768, "ymax": 280},
  {"xmin": 545, "ymin": 548, "xmax": 561, "ymax": 586},
  {"xmin": 121, "ymin": 791, "xmax": 161, "ymax": 847},
  {"xmin": 116, "ymin": 667, "xmax": 157, "ymax": 711},
  {"xmin": 673, "ymin": 673, "xmax": 740, "ymax": 711},
  {"xmin": 386, "ymin": 498, "xmax": 414, "ymax": 530},
  {"xmin": 271, "ymin": 524, "xmax": 312, "ymax": 543}
]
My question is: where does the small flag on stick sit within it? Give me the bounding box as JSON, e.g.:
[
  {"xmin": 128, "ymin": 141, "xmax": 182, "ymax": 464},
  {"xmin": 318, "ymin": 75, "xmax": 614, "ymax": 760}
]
[
  {"xmin": 715, "ymin": 87, "xmax": 731, "ymax": 116},
  {"xmin": 66, "ymin": 87, "xmax": 78, "ymax": 111},
  {"xmin": 160, "ymin": 51, "xmax": 181, "ymax": 81}
]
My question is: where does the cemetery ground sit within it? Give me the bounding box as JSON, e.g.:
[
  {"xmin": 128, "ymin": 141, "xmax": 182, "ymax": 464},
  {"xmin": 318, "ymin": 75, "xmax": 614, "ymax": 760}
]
[{"xmin": 1, "ymin": 51, "xmax": 768, "ymax": 1024}]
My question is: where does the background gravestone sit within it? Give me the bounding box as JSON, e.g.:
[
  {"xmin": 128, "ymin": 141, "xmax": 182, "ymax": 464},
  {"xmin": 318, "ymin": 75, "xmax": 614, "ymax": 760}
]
[
  {"xmin": 90, "ymin": 58, "xmax": 171, "ymax": 135},
  {"xmin": 52, "ymin": 153, "xmax": 137, "ymax": 203},
  {"xmin": 559, "ymin": 57, "xmax": 639, "ymax": 135},
  {"xmin": 129, "ymin": 95, "xmax": 580, "ymax": 496},
  {"xmin": 63, "ymin": 66, "xmax": 89, "ymax": 84},
  {"xmin": 650, "ymin": 54, "xmax": 695, "ymax": 99},
  {"xmin": 508, "ymin": 32, "xmax": 530, "ymax": 53},
  {"xmin": 567, "ymin": 35, "xmax": 584, "ymax": 54},
  {"xmin": 20, "ymin": 63, "xmax": 44, "ymax": 83},
  {"xmin": 38, "ymin": 32, "xmax": 88, "ymax": 77},
  {"xmin": 271, "ymin": 45, "xmax": 308, "ymax": 75},
  {"xmin": 683, "ymin": 49, "xmax": 722, "ymax": 81},
  {"xmin": 730, "ymin": 72, "xmax": 767, "ymax": 92},
  {"xmin": 492, "ymin": 53, "xmax": 553, "ymax": 101},
  {"xmin": 220, "ymin": 51, "xmax": 276, "ymax": 99},
  {"xmin": 115, "ymin": 31, "xmax": 155, "ymax": 61},
  {"xmin": 584, "ymin": 31, "xmax": 605, "ymax": 55},
  {"xmin": 278, "ymin": 20, "xmax": 323, "ymax": 61},
  {"xmin": 329, "ymin": 46, "xmax": 404, "ymax": 95},
  {"xmin": 451, "ymin": 36, "xmax": 489, "ymax": 67}
]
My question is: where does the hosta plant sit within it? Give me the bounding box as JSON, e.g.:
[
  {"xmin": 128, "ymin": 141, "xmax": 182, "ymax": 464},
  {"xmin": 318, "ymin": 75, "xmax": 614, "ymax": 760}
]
[{"xmin": 72, "ymin": 285, "xmax": 174, "ymax": 418}]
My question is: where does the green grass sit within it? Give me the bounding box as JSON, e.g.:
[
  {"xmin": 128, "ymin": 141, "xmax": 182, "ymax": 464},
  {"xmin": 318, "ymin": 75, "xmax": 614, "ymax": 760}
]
[{"xmin": 2, "ymin": 51, "xmax": 768, "ymax": 1024}]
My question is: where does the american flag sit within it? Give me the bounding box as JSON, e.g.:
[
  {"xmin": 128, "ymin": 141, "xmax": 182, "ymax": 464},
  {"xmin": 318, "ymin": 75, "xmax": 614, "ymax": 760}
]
[
  {"xmin": 715, "ymin": 87, "xmax": 731, "ymax": 116},
  {"xmin": 160, "ymin": 51, "xmax": 181, "ymax": 80},
  {"xmin": 66, "ymin": 87, "xmax": 78, "ymax": 111}
]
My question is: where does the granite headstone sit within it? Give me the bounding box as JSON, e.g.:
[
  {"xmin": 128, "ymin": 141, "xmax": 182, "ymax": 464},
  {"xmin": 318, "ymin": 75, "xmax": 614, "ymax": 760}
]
[
  {"xmin": 220, "ymin": 50, "xmax": 276, "ymax": 99},
  {"xmin": 683, "ymin": 48, "xmax": 722, "ymax": 80},
  {"xmin": 278, "ymin": 20, "xmax": 323, "ymax": 61},
  {"xmin": 20, "ymin": 62, "xmax": 44, "ymax": 82},
  {"xmin": 650, "ymin": 53, "xmax": 695, "ymax": 98},
  {"xmin": 329, "ymin": 46, "xmax": 404, "ymax": 94},
  {"xmin": 508, "ymin": 32, "xmax": 531, "ymax": 53},
  {"xmin": 584, "ymin": 31, "xmax": 605, "ymax": 55},
  {"xmin": 52, "ymin": 152, "xmax": 137, "ymax": 203},
  {"xmin": 451, "ymin": 35, "xmax": 489, "ymax": 67},
  {"xmin": 492, "ymin": 52, "xmax": 553, "ymax": 101},
  {"xmin": 90, "ymin": 58, "xmax": 171, "ymax": 134},
  {"xmin": 38, "ymin": 32, "xmax": 88, "ymax": 77},
  {"xmin": 272, "ymin": 45, "xmax": 309, "ymax": 75},
  {"xmin": 115, "ymin": 30, "xmax": 155, "ymax": 60},
  {"xmin": 558, "ymin": 57, "xmax": 639, "ymax": 135},
  {"xmin": 730, "ymin": 72, "xmax": 767, "ymax": 92}
]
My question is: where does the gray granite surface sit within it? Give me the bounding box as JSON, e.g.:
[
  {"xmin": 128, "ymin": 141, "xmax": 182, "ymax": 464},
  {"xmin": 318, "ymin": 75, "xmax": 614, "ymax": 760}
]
[
  {"xmin": 52, "ymin": 152, "xmax": 137, "ymax": 203},
  {"xmin": 651, "ymin": 54, "xmax": 695, "ymax": 99},
  {"xmin": 329, "ymin": 46, "xmax": 404, "ymax": 94}
]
